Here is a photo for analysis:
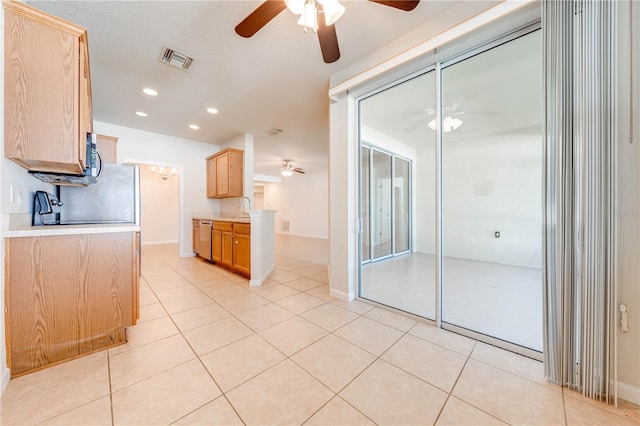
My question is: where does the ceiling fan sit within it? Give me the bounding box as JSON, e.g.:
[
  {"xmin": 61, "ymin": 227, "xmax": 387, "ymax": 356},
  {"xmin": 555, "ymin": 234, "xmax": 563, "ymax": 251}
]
[
  {"xmin": 404, "ymin": 100, "xmax": 500, "ymax": 133},
  {"xmin": 281, "ymin": 159, "xmax": 305, "ymax": 176},
  {"xmin": 235, "ymin": 0, "xmax": 420, "ymax": 64}
]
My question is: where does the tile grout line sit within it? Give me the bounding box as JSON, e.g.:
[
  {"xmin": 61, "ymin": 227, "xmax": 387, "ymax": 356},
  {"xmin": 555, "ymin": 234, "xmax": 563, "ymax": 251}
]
[
  {"xmin": 144, "ymin": 254, "xmax": 505, "ymax": 425},
  {"xmin": 146, "ymin": 249, "xmax": 572, "ymax": 426},
  {"xmin": 145, "ymin": 265, "xmax": 249, "ymax": 425},
  {"xmin": 431, "ymin": 340, "xmax": 477, "ymax": 425},
  {"xmin": 153, "ymin": 254, "xmax": 341, "ymax": 423},
  {"xmin": 107, "ymin": 349, "xmax": 116, "ymax": 426}
]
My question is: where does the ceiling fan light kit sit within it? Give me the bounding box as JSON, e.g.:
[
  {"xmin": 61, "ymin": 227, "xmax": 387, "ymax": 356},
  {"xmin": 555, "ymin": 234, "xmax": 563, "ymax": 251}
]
[
  {"xmin": 281, "ymin": 159, "xmax": 306, "ymax": 176},
  {"xmin": 235, "ymin": 0, "xmax": 419, "ymax": 63},
  {"xmin": 285, "ymin": 0, "xmax": 346, "ymax": 30},
  {"xmin": 427, "ymin": 116, "xmax": 464, "ymax": 133}
]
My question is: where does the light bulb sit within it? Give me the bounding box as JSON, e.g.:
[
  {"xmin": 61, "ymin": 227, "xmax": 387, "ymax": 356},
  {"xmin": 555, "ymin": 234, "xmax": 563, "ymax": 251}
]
[
  {"xmin": 320, "ymin": 0, "xmax": 345, "ymax": 25},
  {"xmin": 297, "ymin": 2, "xmax": 318, "ymax": 30},
  {"xmin": 427, "ymin": 116, "xmax": 463, "ymax": 132}
]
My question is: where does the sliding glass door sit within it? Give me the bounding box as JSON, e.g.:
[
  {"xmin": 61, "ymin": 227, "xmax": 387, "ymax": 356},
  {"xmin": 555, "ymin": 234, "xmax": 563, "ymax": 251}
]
[
  {"xmin": 357, "ymin": 28, "xmax": 542, "ymax": 353},
  {"xmin": 359, "ymin": 70, "xmax": 436, "ymax": 320},
  {"xmin": 440, "ymin": 30, "xmax": 543, "ymax": 351}
]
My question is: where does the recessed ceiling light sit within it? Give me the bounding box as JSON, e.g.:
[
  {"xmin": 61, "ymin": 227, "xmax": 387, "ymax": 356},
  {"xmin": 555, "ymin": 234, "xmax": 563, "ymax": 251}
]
[
  {"xmin": 206, "ymin": 107, "xmax": 218, "ymax": 114},
  {"xmin": 189, "ymin": 124, "xmax": 200, "ymax": 130},
  {"xmin": 142, "ymin": 88, "xmax": 158, "ymax": 96},
  {"xmin": 135, "ymin": 111, "xmax": 148, "ymax": 117}
]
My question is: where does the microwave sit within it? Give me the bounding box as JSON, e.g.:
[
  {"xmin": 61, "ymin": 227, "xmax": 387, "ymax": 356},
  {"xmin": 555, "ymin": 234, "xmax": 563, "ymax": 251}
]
[{"xmin": 29, "ymin": 133, "xmax": 103, "ymax": 185}]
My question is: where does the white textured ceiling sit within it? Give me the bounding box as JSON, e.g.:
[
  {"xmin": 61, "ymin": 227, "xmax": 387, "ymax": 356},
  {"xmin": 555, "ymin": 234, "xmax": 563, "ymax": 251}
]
[{"xmin": 27, "ymin": 0, "xmax": 498, "ymax": 175}]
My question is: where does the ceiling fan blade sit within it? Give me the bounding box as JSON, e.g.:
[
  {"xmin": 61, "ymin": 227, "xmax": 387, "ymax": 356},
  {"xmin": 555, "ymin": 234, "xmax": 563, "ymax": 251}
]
[
  {"xmin": 367, "ymin": 0, "xmax": 420, "ymax": 12},
  {"xmin": 235, "ymin": 0, "xmax": 287, "ymax": 38},
  {"xmin": 317, "ymin": 22, "xmax": 340, "ymax": 63},
  {"xmin": 293, "ymin": 168, "xmax": 306, "ymax": 174}
]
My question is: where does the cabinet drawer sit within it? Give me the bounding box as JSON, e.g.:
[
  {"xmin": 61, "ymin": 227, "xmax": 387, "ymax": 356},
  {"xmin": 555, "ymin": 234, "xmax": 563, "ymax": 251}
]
[
  {"xmin": 234, "ymin": 223, "xmax": 251, "ymax": 235},
  {"xmin": 213, "ymin": 221, "xmax": 233, "ymax": 232}
]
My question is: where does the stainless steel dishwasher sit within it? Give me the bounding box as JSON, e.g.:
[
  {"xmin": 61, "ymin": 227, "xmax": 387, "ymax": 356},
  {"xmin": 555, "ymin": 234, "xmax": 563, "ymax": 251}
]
[{"xmin": 199, "ymin": 220, "xmax": 213, "ymax": 261}]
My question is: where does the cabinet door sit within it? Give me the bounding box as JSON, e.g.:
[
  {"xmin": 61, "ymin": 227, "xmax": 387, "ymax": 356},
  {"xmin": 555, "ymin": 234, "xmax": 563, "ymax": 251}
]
[
  {"xmin": 206, "ymin": 158, "xmax": 217, "ymax": 198},
  {"xmin": 222, "ymin": 231, "xmax": 234, "ymax": 266},
  {"xmin": 212, "ymin": 230, "xmax": 222, "ymax": 263},
  {"xmin": 216, "ymin": 153, "xmax": 230, "ymax": 197},
  {"xmin": 3, "ymin": 3, "xmax": 88, "ymax": 174},
  {"xmin": 78, "ymin": 35, "xmax": 92, "ymax": 167},
  {"xmin": 234, "ymin": 234, "xmax": 251, "ymax": 275},
  {"xmin": 228, "ymin": 151, "xmax": 244, "ymax": 197},
  {"xmin": 5, "ymin": 232, "xmax": 134, "ymax": 377}
]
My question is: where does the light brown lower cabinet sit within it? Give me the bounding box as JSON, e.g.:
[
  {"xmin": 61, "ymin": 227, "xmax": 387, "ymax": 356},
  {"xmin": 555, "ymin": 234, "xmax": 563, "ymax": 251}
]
[
  {"xmin": 5, "ymin": 232, "xmax": 139, "ymax": 377},
  {"xmin": 233, "ymin": 224, "xmax": 251, "ymax": 275},
  {"xmin": 222, "ymin": 230, "xmax": 234, "ymax": 267},
  {"xmin": 194, "ymin": 220, "xmax": 251, "ymax": 277}
]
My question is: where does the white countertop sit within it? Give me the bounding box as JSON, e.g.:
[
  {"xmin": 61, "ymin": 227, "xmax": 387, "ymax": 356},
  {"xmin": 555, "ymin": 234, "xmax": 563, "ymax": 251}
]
[
  {"xmin": 192, "ymin": 210, "xmax": 276, "ymax": 224},
  {"xmin": 3, "ymin": 214, "xmax": 140, "ymax": 238}
]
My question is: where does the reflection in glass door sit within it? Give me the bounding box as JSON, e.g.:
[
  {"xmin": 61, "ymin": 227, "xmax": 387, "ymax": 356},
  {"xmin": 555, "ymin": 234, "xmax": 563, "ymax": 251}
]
[
  {"xmin": 372, "ymin": 149, "xmax": 393, "ymax": 260},
  {"xmin": 394, "ymin": 157, "xmax": 410, "ymax": 254},
  {"xmin": 361, "ymin": 148, "xmax": 411, "ymax": 262},
  {"xmin": 361, "ymin": 147, "xmax": 371, "ymax": 263}
]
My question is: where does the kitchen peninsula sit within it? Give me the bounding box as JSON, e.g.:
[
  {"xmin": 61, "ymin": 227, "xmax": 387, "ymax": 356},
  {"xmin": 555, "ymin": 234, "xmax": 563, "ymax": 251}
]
[{"xmin": 192, "ymin": 210, "xmax": 275, "ymax": 286}]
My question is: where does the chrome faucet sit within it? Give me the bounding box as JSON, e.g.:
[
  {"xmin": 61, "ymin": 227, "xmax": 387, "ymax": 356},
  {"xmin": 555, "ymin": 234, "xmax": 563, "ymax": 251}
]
[{"xmin": 239, "ymin": 196, "xmax": 251, "ymax": 211}]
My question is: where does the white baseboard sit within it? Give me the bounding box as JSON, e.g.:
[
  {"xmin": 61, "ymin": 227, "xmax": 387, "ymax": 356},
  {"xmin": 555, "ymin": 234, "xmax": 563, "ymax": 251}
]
[
  {"xmin": 329, "ymin": 288, "xmax": 355, "ymax": 301},
  {"xmin": 275, "ymin": 231, "xmax": 328, "ymax": 240},
  {"xmin": 180, "ymin": 252, "xmax": 197, "ymax": 258},
  {"xmin": 618, "ymin": 380, "xmax": 640, "ymax": 405},
  {"xmin": 250, "ymin": 264, "xmax": 276, "ymax": 287},
  {"xmin": 141, "ymin": 240, "xmax": 179, "ymax": 246},
  {"xmin": 1, "ymin": 365, "xmax": 10, "ymax": 395}
]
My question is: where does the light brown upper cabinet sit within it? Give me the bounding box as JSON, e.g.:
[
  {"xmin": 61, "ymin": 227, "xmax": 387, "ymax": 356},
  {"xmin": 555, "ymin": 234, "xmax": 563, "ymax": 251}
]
[
  {"xmin": 206, "ymin": 148, "xmax": 244, "ymax": 198},
  {"xmin": 3, "ymin": 1, "xmax": 93, "ymax": 174},
  {"xmin": 96, "ymin": 134, "xmax": 118, "ymax": 164}
]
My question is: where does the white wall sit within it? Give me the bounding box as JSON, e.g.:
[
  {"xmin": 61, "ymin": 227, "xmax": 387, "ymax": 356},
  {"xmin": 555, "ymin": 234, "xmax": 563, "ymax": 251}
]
[
  {"xmin": 262, "ymin": 167, "xmax": 329, "ymax": 239},
  {"xmin": 93, "ymin": 121, "xmax": 220, "ymax": 257},
  {"xmin": 442, "ymin": 132, "xmax": 542, "ymax": 268},
  {"xmin": 139, "ymin": 164, "xmax": 179, "ymax": 245},
  {"xmin": 328, "ymin": 93, "xmax": 357, "ymax": 301}
]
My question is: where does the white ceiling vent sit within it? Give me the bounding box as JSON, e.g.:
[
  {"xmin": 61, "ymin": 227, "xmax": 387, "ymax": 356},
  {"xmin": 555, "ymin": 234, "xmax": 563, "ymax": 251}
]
[{"xmin": 158, "ymin": 46, "xmax": 194, "ymax": 71}]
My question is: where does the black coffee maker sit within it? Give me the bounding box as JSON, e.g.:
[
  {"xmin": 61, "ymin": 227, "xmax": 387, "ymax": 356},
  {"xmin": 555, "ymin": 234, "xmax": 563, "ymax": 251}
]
[{"xmin": 32, "ymin": 191, "xmax": 62, "ymax": 226}]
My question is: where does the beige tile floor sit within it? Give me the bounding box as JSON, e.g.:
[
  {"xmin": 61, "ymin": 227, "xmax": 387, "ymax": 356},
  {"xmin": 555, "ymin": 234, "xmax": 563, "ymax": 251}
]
[{"xmin": 1, "ymin": 240, "xmax": 638, "ymax": 426}]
